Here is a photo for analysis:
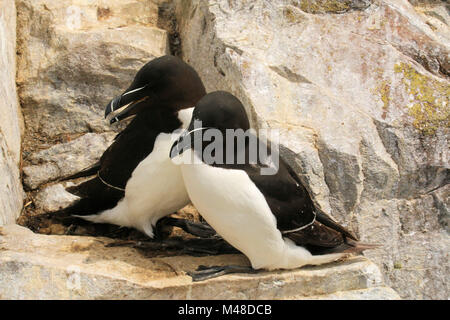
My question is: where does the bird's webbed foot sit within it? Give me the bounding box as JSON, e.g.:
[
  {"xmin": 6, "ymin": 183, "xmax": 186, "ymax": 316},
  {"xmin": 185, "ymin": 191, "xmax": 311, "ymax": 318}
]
[
  {"xmin": 106, "ymin": 237, "xmax": 239, "ymax": 257},
  {"xmin": 188, "ymin": 265, "xmax": 258, "ymax": 281},
  {"xmin": 156, "ymin": 217, "xmax": 217, "ymax": 238}
]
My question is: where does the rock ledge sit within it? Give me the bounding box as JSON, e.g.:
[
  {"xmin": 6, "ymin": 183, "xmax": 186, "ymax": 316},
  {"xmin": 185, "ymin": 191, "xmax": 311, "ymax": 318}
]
[{"xmin": 0, "ymin": 225, "xmax": 399, "ymax": 299}]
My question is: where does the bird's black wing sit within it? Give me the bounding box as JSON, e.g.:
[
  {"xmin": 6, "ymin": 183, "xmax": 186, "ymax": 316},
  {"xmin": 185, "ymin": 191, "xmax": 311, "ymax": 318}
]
[
  {"xmin": 215, "ymin": 136, "xmax": 316, "ymax": 233},
  {"xmin": 97, "ymin": 117, "xmax": 160, "ymax": 190},
  {"xmin": 227, "ymin": 136, "xmax": 358, "ymax": 241},
  {"xmin": 66, "ymin": 116, "xmax": 159, "ymax": 200},
  {"xmin": 245, "ymin": 156, "xmax": 317, "ymax": 233},
  {"xmin": 282, "ymin": 152, "xmax": 358, "ymax": 241}
]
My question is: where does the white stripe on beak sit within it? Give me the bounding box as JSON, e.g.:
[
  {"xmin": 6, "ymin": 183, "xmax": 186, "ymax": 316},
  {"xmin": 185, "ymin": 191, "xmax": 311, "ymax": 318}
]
[
  {"xmin": 187, "ymin": 127, "xmax": 210, "ymax": 135},
  {"xmin": 122, "ymin": 85, "xmax": 147, "ymax": 97}
]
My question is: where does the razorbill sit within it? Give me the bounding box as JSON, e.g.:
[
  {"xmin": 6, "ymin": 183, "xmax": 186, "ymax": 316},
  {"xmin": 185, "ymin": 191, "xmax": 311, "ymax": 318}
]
[
  {"xmin": 170, "ymin": 91, "xmax": 377, "ymax": 280},
  {"xmin": 54, "ymin": 55, "xmax": 209, "ymax": 238}
]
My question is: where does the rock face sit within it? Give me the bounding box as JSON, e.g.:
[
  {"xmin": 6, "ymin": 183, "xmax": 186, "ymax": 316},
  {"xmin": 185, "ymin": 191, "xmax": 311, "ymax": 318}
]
[
  {"xmin": 16, "ymin": 0, "xmax": 170, "ymax": 193},
  {"xmin": 175, "ymin": 0, "xmax": 449, "ymax": 299},
  {"xmin": 16, "ymin": 0, "xmax": 168, "ymax": 139},
  {"xmin": 23, "ymin": 132, "xmax": 116, "ymax": 190},
  {"xmin": 0, "ymin": 225, "xmax": 400, "ymax": 299},
  {"xmin": 0, "ymin": 1, "xmax": 24, "ymax": 225}
]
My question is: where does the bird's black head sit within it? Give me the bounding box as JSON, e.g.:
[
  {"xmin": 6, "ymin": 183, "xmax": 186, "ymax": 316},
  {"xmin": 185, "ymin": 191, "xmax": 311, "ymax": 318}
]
[
  {"xmin": 189, "ymin": 91, "xmax": 250, "ymax": 132},
  {"xmin": 170, "ymin": 91, "xmax": 250, "ymax": 159},
  {"xmin": 105, "ymin": 55, "xmax": 206, "ymax": 124}
]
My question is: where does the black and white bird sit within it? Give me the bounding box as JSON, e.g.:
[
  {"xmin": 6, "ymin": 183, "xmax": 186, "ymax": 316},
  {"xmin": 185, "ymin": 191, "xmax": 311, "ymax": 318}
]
[
  {"xmin": 54, "ymin": 55, "xmax": 208, "ymax": 238},
  {"xmin": 170, "ymin": 91, "xmax": 377, "ymax": 279}
]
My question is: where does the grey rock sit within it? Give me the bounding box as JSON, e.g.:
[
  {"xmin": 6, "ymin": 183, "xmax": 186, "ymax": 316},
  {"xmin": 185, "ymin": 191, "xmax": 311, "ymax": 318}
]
[
  {"xmin": 16, "ymin": 0, "xmax": 169, "ymax": 138},
  {"xmin": 0, "ymin": 136, "xmax": 24, "ymax": 225},
  {"xmin": 410, "ymin": 1, "xmax": 450, "ymax": 42},
  {"xmin": 23, "ymin": 132, "xmax": 115, "ymax": 190},
  {"xmin": 0, "ymin": 0, "xmax": 24, "ymax": 225},
  {"xmin": 34, "ymin": 183, "xmax": 79, "ymax": 213}
]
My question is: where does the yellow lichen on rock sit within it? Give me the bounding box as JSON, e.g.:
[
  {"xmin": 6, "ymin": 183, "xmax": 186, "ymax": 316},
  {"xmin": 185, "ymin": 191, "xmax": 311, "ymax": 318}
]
[
  {"xmin": 373, "ymin": 79, "xmax": 391, "ymax": 119},
  {"xmin": 283, "ymin": 6, "xmax": 306, "ymax": 24},
  {"xmin": 394, "ymin": 62, "xmax": 450, "ymax": 135}
]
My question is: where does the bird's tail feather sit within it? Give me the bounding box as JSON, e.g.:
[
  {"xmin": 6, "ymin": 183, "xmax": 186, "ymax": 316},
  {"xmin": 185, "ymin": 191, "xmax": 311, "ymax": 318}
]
[
  {"xmin": 66, "ymin": 177, "xmax": 101, "ymax": 198},
  {"xmin": 344, "ymin": 238, "xmax": 381, "ymax": 253},
  {"xmin": 37, "ymin": 201, "xmax": 90, "ymax": 226},
  {"xmin": 306, "ymin": 239, "xmax": 381, "ymax": 255},
  {"xmin": 47, "ymin": 198, "xmax": 110, "ymax": 219},
  {"xmin": 315, "ymin": 209, "xmax": 358, "ymax": 241}
]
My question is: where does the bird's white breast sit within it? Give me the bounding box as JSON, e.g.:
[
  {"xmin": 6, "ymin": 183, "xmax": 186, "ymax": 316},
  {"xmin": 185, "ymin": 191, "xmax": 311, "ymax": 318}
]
[
  {"xmin": 123, "ymin": 132, "xmax": 190, "ymax": 226},
  {"xmin": 179, "ymin": 151, "xmax": 288, "ymax": 269},
  {"xmin": 93, "ymin": 108, "xmax": 194, "ymax": 237},
  {"xmin": 123, "ymin": 107, "xmax": 195, "ymax": 227}
]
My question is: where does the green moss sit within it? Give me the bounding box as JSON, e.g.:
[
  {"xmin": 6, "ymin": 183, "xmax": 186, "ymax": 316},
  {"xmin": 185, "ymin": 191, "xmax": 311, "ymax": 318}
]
[
  {"xmin": 284, "ymin": 7, "xmax": 296, "ymax": 22},
  {"xmin": 296, "ymin": 0, "xmax": 352, "ymax": 14},
  {"xmin": 394, "ymin": 62, "xmax": 450, "ymax": 136},
  {"xmin": 283, "ymin": 6, "xmax": 304, "ymax": 24},
  {"xmin": 393, "ymin": 262, "xmax": 402, "ymax": 269}
]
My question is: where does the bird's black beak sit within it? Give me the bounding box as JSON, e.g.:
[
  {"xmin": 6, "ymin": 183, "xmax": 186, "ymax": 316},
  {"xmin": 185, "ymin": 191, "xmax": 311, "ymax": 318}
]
[
  {"xmin": 169, "ymin": 127, "xmax": 210, "ymax": 159},
  {"xmin": 105, "ymin": 84, "xmax": 150, "ymax": 124},
  {"xmin": 170, "ymin": 130, "xmax": 190, "ymax": 159}
]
